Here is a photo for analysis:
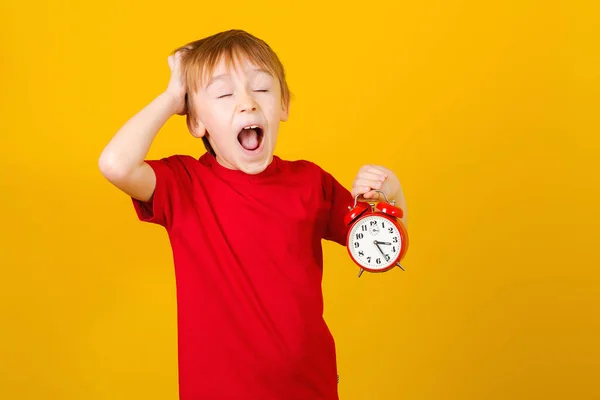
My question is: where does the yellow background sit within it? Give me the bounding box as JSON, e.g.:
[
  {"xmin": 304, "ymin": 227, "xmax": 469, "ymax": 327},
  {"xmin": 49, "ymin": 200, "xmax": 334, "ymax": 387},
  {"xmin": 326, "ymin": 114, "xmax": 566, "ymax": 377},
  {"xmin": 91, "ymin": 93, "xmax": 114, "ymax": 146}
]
[{"xmin": 1, "ymin": 0, "xmax": 598, "ymax": 399}]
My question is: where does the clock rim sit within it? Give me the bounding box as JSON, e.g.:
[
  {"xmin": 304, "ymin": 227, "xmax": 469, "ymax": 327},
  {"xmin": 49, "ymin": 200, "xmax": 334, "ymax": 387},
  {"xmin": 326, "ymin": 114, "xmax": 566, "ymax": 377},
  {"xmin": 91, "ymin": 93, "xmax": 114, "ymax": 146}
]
[{"xmin": 345, "ymin": 212, "xmax": 407, "ymax": 272}]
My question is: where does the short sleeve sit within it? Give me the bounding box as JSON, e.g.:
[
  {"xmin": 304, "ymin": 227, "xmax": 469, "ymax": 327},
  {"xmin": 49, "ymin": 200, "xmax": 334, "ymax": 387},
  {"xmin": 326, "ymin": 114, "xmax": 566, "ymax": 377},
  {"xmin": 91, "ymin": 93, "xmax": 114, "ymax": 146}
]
[
  {"xmin": 321, "ymin": 169, "xmax": 354, "ymax": 246},
  {"xmin": 131, "ymin": 155, "xmax": 191, "ymax": 230}
]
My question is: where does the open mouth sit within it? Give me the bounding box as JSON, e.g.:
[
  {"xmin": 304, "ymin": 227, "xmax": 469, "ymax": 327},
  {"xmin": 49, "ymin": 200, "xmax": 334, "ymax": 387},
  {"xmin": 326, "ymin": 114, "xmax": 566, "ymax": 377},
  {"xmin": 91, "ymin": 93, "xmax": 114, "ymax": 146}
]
[{"xmin": 237, "ymin": 125, "xmax": 264, "ymax": 152}]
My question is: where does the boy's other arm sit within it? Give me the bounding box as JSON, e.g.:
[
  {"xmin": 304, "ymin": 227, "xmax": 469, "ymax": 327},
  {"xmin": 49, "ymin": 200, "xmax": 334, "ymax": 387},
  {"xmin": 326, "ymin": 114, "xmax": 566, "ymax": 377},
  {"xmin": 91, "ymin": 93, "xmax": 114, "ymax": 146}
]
[
  {"xmin": 98, "ymin": 52, "xmax": 188, "ymax": 202},
  {"xmin": 98, "ymin": 92, "xmax": 182, "ymax": 201}
]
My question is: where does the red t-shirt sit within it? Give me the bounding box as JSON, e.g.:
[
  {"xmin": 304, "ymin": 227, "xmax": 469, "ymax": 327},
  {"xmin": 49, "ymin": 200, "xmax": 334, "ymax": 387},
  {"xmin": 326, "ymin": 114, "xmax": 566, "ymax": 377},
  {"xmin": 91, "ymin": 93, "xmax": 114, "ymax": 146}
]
[{"xmin": 132, "ymin": 152, "xmax": 353, "ymax": 400}]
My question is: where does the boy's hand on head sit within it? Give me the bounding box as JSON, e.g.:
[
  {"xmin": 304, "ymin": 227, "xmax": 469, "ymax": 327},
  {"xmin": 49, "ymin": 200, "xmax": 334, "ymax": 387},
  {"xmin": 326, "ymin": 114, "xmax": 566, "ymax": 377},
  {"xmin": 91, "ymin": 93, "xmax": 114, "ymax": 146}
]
[
  {"xmin": 351, "ymin": 165, "xmax": 401, "ymax": 203},
  {"xmin": 165, "ymin": 50, "xmax": 189, "ymax": 116}
]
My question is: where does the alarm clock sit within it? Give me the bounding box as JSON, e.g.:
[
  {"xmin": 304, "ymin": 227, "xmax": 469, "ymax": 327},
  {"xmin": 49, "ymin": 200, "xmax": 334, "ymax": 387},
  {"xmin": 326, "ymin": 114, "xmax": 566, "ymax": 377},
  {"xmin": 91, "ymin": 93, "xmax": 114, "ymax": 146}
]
[{"xmin": 344, "ymin": 190, "xmax": 409, "ymax": 277}]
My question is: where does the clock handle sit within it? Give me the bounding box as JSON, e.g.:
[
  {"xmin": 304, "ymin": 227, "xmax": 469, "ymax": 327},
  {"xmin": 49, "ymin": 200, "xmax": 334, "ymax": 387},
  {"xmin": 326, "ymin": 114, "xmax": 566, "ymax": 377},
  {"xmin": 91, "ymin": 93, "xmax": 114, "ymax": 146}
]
[{"xmin": 352, "ymin": 190, "xmax": 395, "ymax": 207}]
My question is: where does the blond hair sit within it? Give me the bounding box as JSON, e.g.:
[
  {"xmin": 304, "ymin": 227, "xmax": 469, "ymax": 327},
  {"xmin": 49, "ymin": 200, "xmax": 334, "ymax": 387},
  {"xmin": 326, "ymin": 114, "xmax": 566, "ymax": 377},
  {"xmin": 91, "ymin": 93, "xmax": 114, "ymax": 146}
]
[{"xmin": 172, "ymin": 29, "xmax": 291, "ymax": 156}]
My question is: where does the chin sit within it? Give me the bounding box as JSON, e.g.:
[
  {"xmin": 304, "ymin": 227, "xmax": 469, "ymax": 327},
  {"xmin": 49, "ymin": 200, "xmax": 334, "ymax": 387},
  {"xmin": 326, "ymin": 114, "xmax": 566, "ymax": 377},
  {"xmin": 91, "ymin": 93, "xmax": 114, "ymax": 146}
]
[
  {"xmin": 236, "ymin": 132, "xmax": 276, "ymax": 174},
  {"xmin": 238, "ymin": 163, "xmax": 269, "ymax": 175},
  {"xmin": 236, "ymin": 149, "xmax": 274, "ymax": 175}
]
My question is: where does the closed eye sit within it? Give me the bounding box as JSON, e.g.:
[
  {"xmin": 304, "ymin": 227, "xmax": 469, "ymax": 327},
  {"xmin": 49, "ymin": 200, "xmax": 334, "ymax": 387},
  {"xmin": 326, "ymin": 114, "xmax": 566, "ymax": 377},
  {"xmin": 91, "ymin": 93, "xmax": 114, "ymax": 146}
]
[
  {"xmin": 217, "ymin": 94, "xmax": 232, "ymax": 99},
  {"xmin": 254, "ymin": 89, "xmax": 269, "ymax": 92}
]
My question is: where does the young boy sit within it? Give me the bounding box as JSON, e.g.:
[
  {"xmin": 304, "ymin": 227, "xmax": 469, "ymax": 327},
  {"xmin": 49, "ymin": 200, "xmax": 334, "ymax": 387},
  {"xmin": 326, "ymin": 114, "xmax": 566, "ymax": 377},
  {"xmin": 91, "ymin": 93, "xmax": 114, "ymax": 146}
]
[{"xmin": 99, "ymin": 29, "xmax": 406, "ymax": 400}]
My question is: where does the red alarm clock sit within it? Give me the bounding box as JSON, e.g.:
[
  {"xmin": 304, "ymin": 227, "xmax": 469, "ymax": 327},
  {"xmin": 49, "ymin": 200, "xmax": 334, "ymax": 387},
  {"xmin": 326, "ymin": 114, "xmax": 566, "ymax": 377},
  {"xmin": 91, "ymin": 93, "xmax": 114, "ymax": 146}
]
[{"xmin": 344, "ymin": 190, "xmax": 409, "ymax": 277}]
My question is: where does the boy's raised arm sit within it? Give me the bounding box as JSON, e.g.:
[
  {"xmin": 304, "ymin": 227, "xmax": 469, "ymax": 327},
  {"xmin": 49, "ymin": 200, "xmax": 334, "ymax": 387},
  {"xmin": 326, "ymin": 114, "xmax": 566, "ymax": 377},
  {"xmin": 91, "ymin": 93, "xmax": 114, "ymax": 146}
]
[{"xmin": 98, "ymin": 52, "xmax": 187, "ymax": 202}]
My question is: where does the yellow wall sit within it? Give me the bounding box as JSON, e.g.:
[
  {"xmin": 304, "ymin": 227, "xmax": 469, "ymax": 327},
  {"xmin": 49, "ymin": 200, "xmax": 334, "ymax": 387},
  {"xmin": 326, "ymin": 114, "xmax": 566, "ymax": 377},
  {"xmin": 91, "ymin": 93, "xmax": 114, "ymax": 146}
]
[{"xmin": 1, "ymin": 1, "xmax": 598, "ymax": 399}]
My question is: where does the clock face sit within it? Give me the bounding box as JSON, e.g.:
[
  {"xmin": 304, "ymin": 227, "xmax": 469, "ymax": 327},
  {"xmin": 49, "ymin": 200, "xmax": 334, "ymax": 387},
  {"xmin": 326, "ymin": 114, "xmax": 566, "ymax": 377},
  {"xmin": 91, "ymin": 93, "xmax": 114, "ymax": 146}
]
[{"xmin": 348, "ymin": 214, "xmax": 403, "ymax": 271}]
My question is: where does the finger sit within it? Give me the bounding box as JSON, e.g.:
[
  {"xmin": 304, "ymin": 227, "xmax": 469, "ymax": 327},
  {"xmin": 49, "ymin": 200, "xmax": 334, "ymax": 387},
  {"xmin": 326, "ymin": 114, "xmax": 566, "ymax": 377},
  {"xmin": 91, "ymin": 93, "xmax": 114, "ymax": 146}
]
[
  {"xmin": 168, "ymin": 55, "xmax": 174, "ymax": 70},
  {"xmin": 174, "ymin": 52, "xmax": 182, "ymax": 72},
  {"xmin": 353, "ymin": 178, "xmax": 384, "ymax": 190},
  {"xmin": 362, "ymin": 190, "xmax": 378, "ymax": 199},
  {"xmin": 356, "ymin": 171, "xmax": 386, "ymax": 183},
  {"xmin": 351, "ymin": 186, "xmax": 389, "ymax": 202},
  {"xmin": 351, "ymin": 188, "xmax": 380, "ymax": 200},
  {"xmin": 351, "ymin": 186, "xmax": 371, "ymax": 198},
  {"xmin": 365, "ymin": 165, "xmax": 389, "ymax": 178},
  {"xmin": 363, "ymin": 189, "xmax": 387, "ymax": 200}
]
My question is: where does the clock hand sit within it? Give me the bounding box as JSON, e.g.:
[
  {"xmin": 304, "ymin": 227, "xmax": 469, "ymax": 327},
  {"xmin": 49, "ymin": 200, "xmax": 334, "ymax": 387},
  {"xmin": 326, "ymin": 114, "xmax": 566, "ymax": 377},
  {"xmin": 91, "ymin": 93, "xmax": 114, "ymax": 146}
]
[
  {"xmin": 374, "ymin": 241, "xmax": 392, "ymax": 245},
  {"xmin": 374, "ymin": 242, "xmax": 389, "ymax": 260},
  {"xmin": 375, "ymin": 242, "xmax": 401, "ymax": 270}
]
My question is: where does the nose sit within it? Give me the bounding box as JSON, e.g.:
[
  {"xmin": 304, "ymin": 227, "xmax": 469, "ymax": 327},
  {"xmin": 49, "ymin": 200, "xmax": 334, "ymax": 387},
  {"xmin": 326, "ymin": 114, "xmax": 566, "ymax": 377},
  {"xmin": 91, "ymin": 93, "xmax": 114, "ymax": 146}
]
[{"xmin": 237, "ymin": 90, "xmax": 257, "ymax": 113}]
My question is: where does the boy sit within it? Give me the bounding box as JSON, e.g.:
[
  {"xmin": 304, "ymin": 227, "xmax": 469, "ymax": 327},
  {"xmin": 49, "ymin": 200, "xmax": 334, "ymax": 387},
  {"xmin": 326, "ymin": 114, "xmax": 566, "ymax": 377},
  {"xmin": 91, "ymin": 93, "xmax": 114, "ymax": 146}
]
[{"xmin": 99, "ymin": 29, "xmax": 406, "ymax": 400}]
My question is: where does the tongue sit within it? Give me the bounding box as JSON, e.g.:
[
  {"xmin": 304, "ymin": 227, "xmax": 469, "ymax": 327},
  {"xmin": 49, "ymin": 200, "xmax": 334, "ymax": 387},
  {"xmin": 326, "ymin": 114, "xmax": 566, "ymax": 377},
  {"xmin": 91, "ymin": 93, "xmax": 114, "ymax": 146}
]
[{"xmin": 239, "ymin": 129, "xmax": 259, "ymax": 151}]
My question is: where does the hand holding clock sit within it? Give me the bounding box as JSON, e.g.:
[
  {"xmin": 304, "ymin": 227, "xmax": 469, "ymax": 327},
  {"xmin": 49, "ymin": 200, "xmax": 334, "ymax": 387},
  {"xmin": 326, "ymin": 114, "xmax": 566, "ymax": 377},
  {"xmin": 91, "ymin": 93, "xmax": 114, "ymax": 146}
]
[{"xmin": 351, "ymin": 164, "xmax": 402, "ymax": 203}]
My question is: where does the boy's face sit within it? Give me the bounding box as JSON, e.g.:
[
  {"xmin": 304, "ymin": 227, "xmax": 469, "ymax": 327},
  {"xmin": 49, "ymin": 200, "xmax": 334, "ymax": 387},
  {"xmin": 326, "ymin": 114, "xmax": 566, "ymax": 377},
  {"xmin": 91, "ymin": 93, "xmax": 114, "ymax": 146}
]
[{"xmin": 188, "ymin": 56, "xmax": 289, "ymax": 174}]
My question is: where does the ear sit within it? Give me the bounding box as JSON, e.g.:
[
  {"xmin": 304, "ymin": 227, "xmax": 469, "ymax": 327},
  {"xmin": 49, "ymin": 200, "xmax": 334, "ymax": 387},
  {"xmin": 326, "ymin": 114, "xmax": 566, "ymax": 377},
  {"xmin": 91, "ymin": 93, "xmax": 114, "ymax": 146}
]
[
  {"xmin": 186, "ymin": 114, "xmax": 206, "ymax": 138},
  {"xmin": 280, "ymin": 98, "xmax": 290, "ymax": 122}
]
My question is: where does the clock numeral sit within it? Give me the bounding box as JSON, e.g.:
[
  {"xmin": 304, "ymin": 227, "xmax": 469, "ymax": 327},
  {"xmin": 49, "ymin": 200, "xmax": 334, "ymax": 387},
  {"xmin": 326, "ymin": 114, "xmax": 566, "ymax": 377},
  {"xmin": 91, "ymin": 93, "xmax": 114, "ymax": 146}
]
[
  {"xmin": 385, "ymin": 254, "xmax": 391, "ymax": 261},
  {"xmin": 376, "ymin": 258, "xmax": 381, "ymax": 264},
  {"xmin": 370, "ymin": 221, "xmax": 378, "ymax": 226},
  {"xmin": 367, "ymin": 257, "xmax": 371, "ymax": 263},
  {"xmin": 358, "ymin": 251, "xmax": 364, "ymax": 257},
  {"xmin": 354, "ymin": 242, "xmax": 360, "ymax": 248},
  {"xmin": 393, "ymin": 246, "xmax": 396, "ymax": 253},
  {"xmin": 393, "ymin": 237, "xmax": 399, "ymax": 243},
  {"xmin": 382, "ymin": 222, "xmax": 385, "ymax": 228},
  {"xmin": 361, "ymin": 225, "xmax": 368, "ymax": 232},
  {"xmin": 356, "ymin": 233, "xmax": 364, "ymax": 240},
  {"xmin": 388, "ymin": 227, "xmax": 394, "ymax": 233}
]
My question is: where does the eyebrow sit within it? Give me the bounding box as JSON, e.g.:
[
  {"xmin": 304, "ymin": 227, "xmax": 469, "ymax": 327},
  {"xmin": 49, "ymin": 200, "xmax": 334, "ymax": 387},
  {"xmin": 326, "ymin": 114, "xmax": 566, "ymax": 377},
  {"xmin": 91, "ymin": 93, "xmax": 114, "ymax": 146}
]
[
  {"xmin": 204, "ymin": 68, "xmax": 273, "ymax": 89},
  {"xmin": 205, "ymin": 74, "xmax": 228, "ymax": 89}
]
